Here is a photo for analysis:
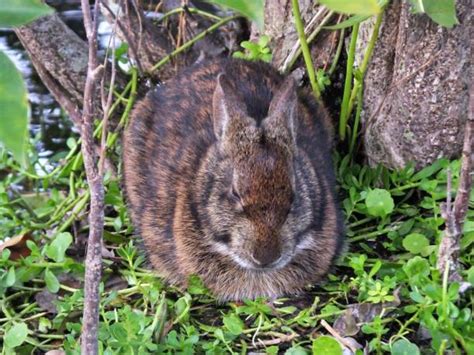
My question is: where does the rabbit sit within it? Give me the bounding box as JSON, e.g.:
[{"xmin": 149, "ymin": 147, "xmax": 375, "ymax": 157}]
[{"xmin": 123, "ymin": 58, "xmax": 344, "ymax": 301}]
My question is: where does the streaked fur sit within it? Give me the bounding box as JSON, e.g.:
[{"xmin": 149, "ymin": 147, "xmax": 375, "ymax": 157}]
[{"xmin": 123, "ymin": 58, "xmax": 344, "ymax": 301}]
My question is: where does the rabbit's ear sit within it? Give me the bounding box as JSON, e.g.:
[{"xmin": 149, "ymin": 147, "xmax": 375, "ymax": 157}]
[
  {"xmin": 212, "ymin": 74, "xmax": 246, "ymax": 140},
  {"xmin": 266, "ymin": 77, "xmax": 298, "ymax": 143}
]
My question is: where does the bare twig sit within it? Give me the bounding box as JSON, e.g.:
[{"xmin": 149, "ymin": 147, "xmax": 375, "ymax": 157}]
[
  {"xmin": 80, "ymin": 0, "xmax": 105, "ymax": 354},
  {"xmin": 254, "ymin": 332, "xmax": 299, "ymax": 347},
  {"xmin": 437, "ymin": 112, "xmax": 474, "ymax": 280},
  {"xmin": 99, "ymin": 10, "xmax": 120, "ymax": 176},
  {"xmin": 320, "ymin": 319, "xmax": 358, "ymax": 353}
]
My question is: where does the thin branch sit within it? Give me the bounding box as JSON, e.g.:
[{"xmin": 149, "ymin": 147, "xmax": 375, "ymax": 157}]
[
  {"xmin": 80, "ymin": 0, "xmax": 105, "ymax": 354},
  {"xmin": 438, "ymin": 115, "xmax": 474, "ymax": 280}
]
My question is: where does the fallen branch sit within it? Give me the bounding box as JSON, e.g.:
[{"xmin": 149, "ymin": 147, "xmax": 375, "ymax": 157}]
[{"xmin": 80, "ymin": 0, "xmax": 105, "ymax": 354}]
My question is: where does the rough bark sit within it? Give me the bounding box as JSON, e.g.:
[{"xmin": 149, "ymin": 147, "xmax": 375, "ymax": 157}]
[
  {"xmin": 361, "ymin": 0, "xmax": 471, "ymax": 169},
  {"xmin": 15, "ymin": 13, "xmax": 92, "ymax": 126},
  {"xmin": 79, "ymin": 0, "xmax": 104, "ymax": 353}
]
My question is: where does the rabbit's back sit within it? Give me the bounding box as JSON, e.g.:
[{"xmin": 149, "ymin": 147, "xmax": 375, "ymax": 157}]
[{"xmin": 123, "ymin": 58, "xmax": 343, "ymax": 298}]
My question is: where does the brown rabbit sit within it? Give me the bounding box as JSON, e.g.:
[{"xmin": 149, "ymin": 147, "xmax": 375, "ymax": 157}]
[{"xmin": 123, "ymin": 58, "xmax": 344, "ymax": 300}]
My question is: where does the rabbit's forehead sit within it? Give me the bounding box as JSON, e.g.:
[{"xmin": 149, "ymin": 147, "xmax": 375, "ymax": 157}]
[{"xmin": 234, "ymin": 146, "xmax": 292, "ymax": 194}]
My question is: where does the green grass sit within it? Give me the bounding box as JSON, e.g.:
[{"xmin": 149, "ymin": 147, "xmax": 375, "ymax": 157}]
[{"xmin": 0, "ymin": 118, "xmax": 472, "ymax": 354}]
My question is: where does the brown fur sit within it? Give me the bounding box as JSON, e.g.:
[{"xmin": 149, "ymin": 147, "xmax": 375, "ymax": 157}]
[{"xmin": 123, "ymin": 58, "xmax": 344, "ymax": 300}]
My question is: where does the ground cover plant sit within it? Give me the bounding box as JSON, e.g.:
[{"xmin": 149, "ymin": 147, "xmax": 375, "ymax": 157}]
[
  {"xmin": 0, "ymin": 129, "xmax": 472, "ymax": 354},
  {"xmin": 0, "ymin": 0, "xmax": 472, "ymax": 354}
]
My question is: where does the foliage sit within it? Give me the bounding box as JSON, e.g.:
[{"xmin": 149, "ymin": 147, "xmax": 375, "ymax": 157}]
[
  {"xmin": 407, "ymin": 0, "xmax": 459, "ymax": 28},
  {"xmin": 0, "ymin": 1, "xmax": 471, "ymax": 354},
  {"xmin": 204, "ymin": 0, "xmax": 264, "ymax": 30},
  {"xmin": 0, "ymin": 125, "xmax": 472, "ymax": 353},
  {"xmin": 233, "ymin": 35, "xmax": 272, "ymax": 63},
  {"xmin": 319, "ymin": 0, "xmax": 381, "ymax": 16},
  {"xmin": 0, "ymin": 0, "xmax": 53, "ymax": 27},
  {"xmin": 0, "ymin": 52, "xmax": 29, "ymax": 166},
  {"xmin": 0, "ymin": 0, "xmax": 54, "ymax": 166},
  {"xmin": 320, "ymin": 0, "xmax": 458, "ymax": 28}
]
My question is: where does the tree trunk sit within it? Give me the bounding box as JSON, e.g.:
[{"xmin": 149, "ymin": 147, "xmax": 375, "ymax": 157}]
[
  {"xmin": 361, "ymin": 0, "xmax": 471, "ymax": 169},
  {"xmin": 256, "ymin": 0, "xmax": 470, "ymax": 169}
]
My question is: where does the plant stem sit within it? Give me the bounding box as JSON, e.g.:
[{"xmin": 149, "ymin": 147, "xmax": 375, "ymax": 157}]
[
  {"xmin": 328, "ymin": 28, "xmax": 345, "ymax": 75},
  {"xmin": 150, "ymin": 15, "xmax": 239, "ymax": 73},
  {"xmin": 346, "ymin": 11, "xmax": 384, "ymax": 119},
  {"xmin": 291, "ymin": 0, "xmax": 322, "ymax": 102},
  {"xmin": 349, "ymin": 83, "xmax": 363, "ymax": 156},
  {"xmin": 339, "ymin": 23, "xmax": 359, "ymax": 140},
  {"xmin": 282, "ymin": 8, "xmax": 333, "ymax": 74}
]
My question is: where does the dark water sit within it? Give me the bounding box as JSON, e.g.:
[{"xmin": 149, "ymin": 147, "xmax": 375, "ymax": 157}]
[{"xmin": 0, "ymin": 1, "xmax": 116, "ymax": 164}]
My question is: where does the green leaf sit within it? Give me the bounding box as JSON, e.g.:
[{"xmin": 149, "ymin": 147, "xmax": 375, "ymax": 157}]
[
  {"xmin": 0, "ymin": 51, "xmax": 29, "ymax": 166},
  {"xmin": 44, "ymin": 269, "xmax": 60, "ymax": 293},
  {"xmin": 223, "ymin": 313, "xmax": 244, "ymax": 335},
  {"xmin": 324, "ymin": 14, "xmax": 370, "ymax": 29},
  {"xmin": 365, "ymin": 189, "xmax": 394, "ymax": 217},
  {"xmin": 411, "ymin": 159, "xmax": 447, "ymax": 181},
  {"xmin": 285, "ymin": 346, "xmax": 308, "ymax": 355},
  {"xmin": 422, "ymin": 0, "xmax": 458, "ymax": 28},
  {"xmin": 0, "ymin": 0, "xmax": 54, "ymax": 27},
  {"xmin": 45, "ymin": 232, "xmax": 73, "ymax": 262},
  {"xmin": 402, "ymin": 233, "xmax": 429, "ymax": 254},
  {"xmin": 391, "ymin": 338, "xmax": 420, "ymax": 355},
  {"xmin": 403, "ymin": 256, "xmax": 430, "ymax": 278},
  {"xmin": 205, "ymin": 0, "xmax": 264, "ymax": 30},
  {"xmin": 318, "ymin": 0, "xmax": 380, "ymax": 15},
  {"xmin": 312, "ymin": 335, "xmax": 342, "ymax": 355},
  {"xmin": 4, "ymin": 322, "xmax": 28, "ymax": 348},
  {"xmin": 5, "ymin": 266, "xmax": 16, "ymax": 287}
]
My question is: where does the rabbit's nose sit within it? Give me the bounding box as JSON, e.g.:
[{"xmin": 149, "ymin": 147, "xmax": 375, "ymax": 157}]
[{"xmin": 252, "ymin": 248, "xmax": 281, "ymax": 268}]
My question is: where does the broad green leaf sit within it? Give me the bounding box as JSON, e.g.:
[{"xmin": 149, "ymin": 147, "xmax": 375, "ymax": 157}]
[
  {"xmin": 44, "ymin": 269, "xmax": 60, "ymax": 293},
  {"xmin": 391, "ymin": 338, "xmax": 420, "ymax": 355},
  {"xmin": 318, "ymin": 0, "xmax": 380, "ymax": 15},
  {"xmin": 0, "ymin": 0, "xmax": 54, "ymax": 27},
  {"xmin": 205, "ymin": 0, "xmax": 264, "ymax": 30},
  {"xmin": 422, "ymin": 0, "xmax": 458, "ymax": 28},
  {"xmin": 4, "ymin": 322, "xmax": 28, "ymax": 348},
  {"xmin": 312, "ymin": 335, "xmax": 342, "ymax": 355},
  {"xmin": 0, "ymin": 51, "xmax": 29, "ymax": 166},
  {"xmin": 403, "ymin": 256, "xmax": 430, "ymax": 278},
  {"xmin": 365, "ymin": 188, "xmax": 394, "ymax": 217},
  {"xmin": 223, "ymin": 313, "xmax": 244, "ymax": 335},
  {"xmin": 46, "ymin": 232, "xmax": 73, "ymax": 262},
  {"xmin": 402, "ymin": 233, "xmax": 429, "ymax": 254}
]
